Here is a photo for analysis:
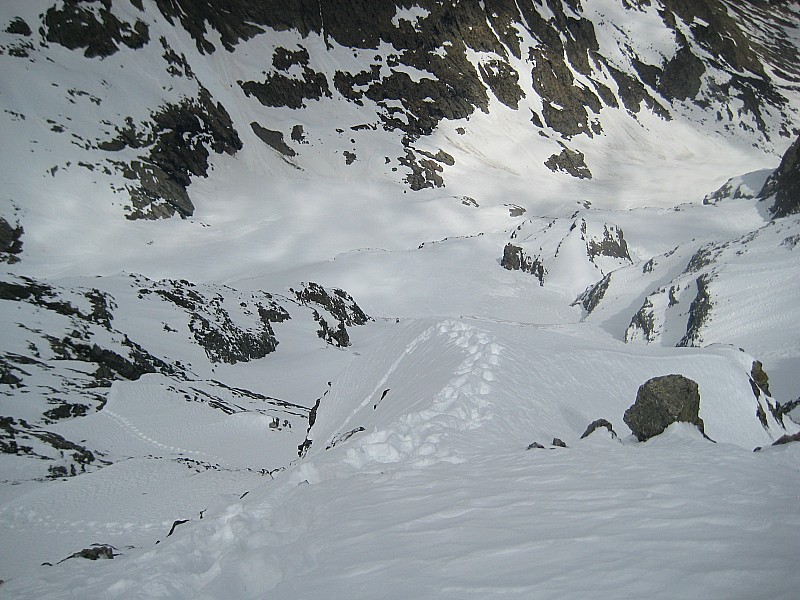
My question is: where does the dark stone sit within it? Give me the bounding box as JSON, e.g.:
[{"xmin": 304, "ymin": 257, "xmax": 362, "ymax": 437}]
[
  {"xmin": 53, "ymin": 339, "xmax": 157, "ymax": 381},
  {"xmin": 125, "ymin": 161, "xmax": 194, "ymax": 219},
  {"xmin": 683, "ymin": 244, "xmax": 719, "ymax": 275},
  {"xmin": 298, "ymin": 382, "xmax": 330, "ymax": 458},
  {"xmin": 580, "ymin": 418, "xmax": 617, "ymax": 439},
  {"xmin": 292, "ymin": 283, "xmax": 369, "ymax": 348},
  {"xmin": 626, "ymin": 298, "xmax": 657, "ymax": 343},
  {"xmin": 607, "ymin": 65, "xmax": 670, "ymax": 119},
  {"xmin": 250, "ymin": 123, "xmax": 297, "ymax": 157},
  {"xmin": 291, "ymin": 125, "xmax": 306, "ymax": 143},
  {"xmin": 326, "ymin": 427, "xmax": 366, "ymax": 449},
  {"xmin": 552, "ymin": 438, "xmax": 567, "ymax": 448},
  {"xmin": 104, "ymin": 88, "xmax": 242, "ymax": 220},
  {"xmin": 0, "ymin": 358, "xmax": 23, "ymax": 387},
  {"xmin": 526, "ymin": 442, "xmax": 546, "ymax": 450},
  {"xmin": 5, "ymin": 17, "xmax": 31, "ymax": 36},
  {"xmin": 166, "ymin": 519, "xmax": 190, "ymax": 537},
  {"xmin": 152, "ymin": 0, "xmax": 322, "ymax": 54},
  {"xmin": 240, "ymin": 67, "xmax": 331, "ymax": 110},
  {"xmin": 624, "ymin": 374, "xmax": 705, "ymax": 441},
  {"xmin": 759, "ymin": 136, "xmax": 800, "ymax": 218},
  {"xmin": 33, "ymin": 430, "xmax": 96, "ymax": 471},
  {"xmin": 0, "ymin": 276, "xmax": 112, "ymax": 326},
  {"xmin": 756, "ymin": 403, "xmax": 769, "ymax": 429}
]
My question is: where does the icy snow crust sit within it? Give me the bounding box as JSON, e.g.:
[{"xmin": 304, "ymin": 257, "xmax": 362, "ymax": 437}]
[
  {"xmin": 2, "ymin": 320, "xmax": 799, "ymax": 598},
  {"xmin": 1, "ymin": 0, "xmax": 800, "ymax": 597}
]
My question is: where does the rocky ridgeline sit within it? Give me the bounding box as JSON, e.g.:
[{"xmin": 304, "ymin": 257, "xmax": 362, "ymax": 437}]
[
  {"xmin": 0, "ymin": 273, "xmax": 369, "ymax": 480},
  {"xmin": 502, "ymin": 217, "xmax": 632, "ymax": 290},
  {"xmin": 1, "ymin": 1, "xmax": 798, "ymax": 221}
]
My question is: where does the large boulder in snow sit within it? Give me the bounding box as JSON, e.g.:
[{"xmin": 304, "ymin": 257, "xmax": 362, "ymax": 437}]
[{"xmin": 624, "ymin": 374, "xmax": 705, "ymax": 441}]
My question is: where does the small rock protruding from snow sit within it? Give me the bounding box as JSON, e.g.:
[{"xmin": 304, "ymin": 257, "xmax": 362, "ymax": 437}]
[
  {"xmin": 624, "ymin": 374, "xmax": 706, "ymax": 442},
  {"xmin": 580, "ymin": 418, "xmax": 617, "ymax": 440},
  {"xmin": 58, "ymin": 544, "xmax": 116, "ymax": 563},
  {"xmin": 552, "ymin": 437, "xmax": 567, "ymax": 448}
]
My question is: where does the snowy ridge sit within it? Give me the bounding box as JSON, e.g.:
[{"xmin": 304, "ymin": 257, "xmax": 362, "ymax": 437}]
[{"xmin": 3, "ymin": 316, "xmax": 798, "ymax": 598}]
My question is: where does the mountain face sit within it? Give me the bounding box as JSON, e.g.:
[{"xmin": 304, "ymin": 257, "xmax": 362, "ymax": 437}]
[
  {"xmin": 1, "ymin": 1, "xmax": 800, "ymax": 597},
  {"xmin": 1, "ymin": 0, "xmax": 799, "ymax": 227}
]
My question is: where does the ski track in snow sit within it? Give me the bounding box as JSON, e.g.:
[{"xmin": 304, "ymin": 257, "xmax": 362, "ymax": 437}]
[
  {"xmin": 343, "ymin": 320, "xmax": 503, "ymax": 470},
  {"xmin": 0, "ymin": 502, "xmax": 170, "ymax": 535}
]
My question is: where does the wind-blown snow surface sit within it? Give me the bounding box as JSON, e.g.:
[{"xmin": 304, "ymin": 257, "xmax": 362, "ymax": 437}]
[{"xmin": 3, "ymin": 318, "xmax": 800, "ymax": 598}]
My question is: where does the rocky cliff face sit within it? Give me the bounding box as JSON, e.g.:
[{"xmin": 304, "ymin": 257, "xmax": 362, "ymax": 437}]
[{"xmin": 759, "ymin": 135, "xmax": 800, "ymax": 218}]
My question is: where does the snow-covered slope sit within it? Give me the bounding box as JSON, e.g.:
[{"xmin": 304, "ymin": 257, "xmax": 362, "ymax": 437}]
[
  {"xmin": 1, "ymin": 1, "xmax": 800, "ymax": 597},
  {"xmin": 2, "ymin": 317, "xmax": 799, "ymax": 598}
]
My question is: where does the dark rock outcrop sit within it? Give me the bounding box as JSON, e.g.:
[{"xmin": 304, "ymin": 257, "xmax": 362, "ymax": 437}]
[
  {"xmin": 59, "ymin": 544, "xmax": 116, "ymax": 563},
  {"xmin": 552, "ymin": 437, "xmax": 567, "ymax": 448},
  {"xmin": 677, "ymin": 275, "xmax": 713, "ymax": 348},
  {"xmin": 43, "ymin": 1, "xmax": 149, "ymax": 58},
  {"xmin": 624, "ymin": 374, "xmax": 705, "ymax": 441},
  {"xmin": 250, "ymin": 123, "xmax": 297, "ymax": 157},
  {"xmin": 754, "ymin": 431, "xmax": 800, "ymax": 451},
  {"xmin": 5, "ymin": 17, "xmax": 32, "ymax": 36},
  {"xmin": 103, "ymin": 88, "xmax": 242, "ymax": 220},
  {"xmin": 585, "ymin": 224, "xmax": 630, "ymax": 261},
  {"xmin": 501, "ymin": 243, "xmax": 546, "ymax": 286},
  {"xmin": 574, "ymin": 273, "xmax": 612, "ymax": 315},
  {"xmin": 0, "ymin": 217, "xmax": 23, "ymax": 263},
  {"xmin": 759, "ymin": 136, "xmax": 800, "ymax": 218},
  {"xmin": 240, "ymin": 47, "xmax": 332, "ymax": 109},
  {"xmin": 293, "ymin": 282, "xmax": 370, "ymax": 327},
  {"xmin": 771, "ymin": 431, "xmax": 800, "ymax": 446},
  {"xmin": 750, "ymin": 360, "xmax": 771, "ymax": 397},
  {"xmin": 292, "ymin": 282, "xmax": 370, "ymax": 348},
  {"xmin": 544, "ymin": 145, "xmax": 592, "ymax": 179}
]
